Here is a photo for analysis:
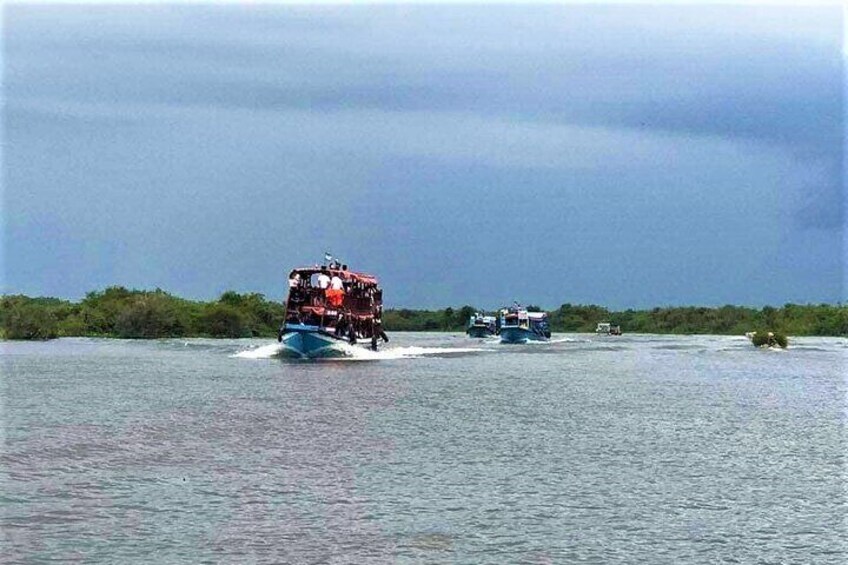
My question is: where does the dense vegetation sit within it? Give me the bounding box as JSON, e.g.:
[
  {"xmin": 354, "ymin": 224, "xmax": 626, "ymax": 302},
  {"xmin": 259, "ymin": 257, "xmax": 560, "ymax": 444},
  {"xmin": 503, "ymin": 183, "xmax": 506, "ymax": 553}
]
[
  {"xmin": 0, "ymin": 288, "xmax": 284, "ymax": 340},
  {"xmin": 1, "ymin": 288, "xmax": 845, "ymax": 340},
  {"xmin": 384, "ymin": 303, "xmax": 847, "ymax": 336}
]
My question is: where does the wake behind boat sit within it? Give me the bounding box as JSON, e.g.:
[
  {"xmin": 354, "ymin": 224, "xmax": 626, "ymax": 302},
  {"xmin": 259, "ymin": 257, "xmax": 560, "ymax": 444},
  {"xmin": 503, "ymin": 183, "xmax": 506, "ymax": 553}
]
[
  {"xmin": 499, "ymin": 304, "xmax": 551, "ymax": 343},
  {"xmin": 277, "ymin": 257, "xmax": 388, "ymax": 358}
]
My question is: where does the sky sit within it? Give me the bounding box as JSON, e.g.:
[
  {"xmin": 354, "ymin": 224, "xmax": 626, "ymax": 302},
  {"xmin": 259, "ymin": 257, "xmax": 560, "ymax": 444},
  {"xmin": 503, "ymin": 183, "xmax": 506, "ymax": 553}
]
[{"xmin": 2, "ymin": 2, "xmax": 845, "ymax": 309}]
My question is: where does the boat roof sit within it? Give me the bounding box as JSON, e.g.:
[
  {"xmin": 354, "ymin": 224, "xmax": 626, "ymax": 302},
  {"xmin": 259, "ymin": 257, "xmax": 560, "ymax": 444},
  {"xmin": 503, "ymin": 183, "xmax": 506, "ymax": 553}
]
[
  {"xmin": 501, "ymin": 307, "xmax": 547, "ymax": 318},
  {"xmin": 289, "ymin": 266, "xmax": 379, "ymax": 286}
]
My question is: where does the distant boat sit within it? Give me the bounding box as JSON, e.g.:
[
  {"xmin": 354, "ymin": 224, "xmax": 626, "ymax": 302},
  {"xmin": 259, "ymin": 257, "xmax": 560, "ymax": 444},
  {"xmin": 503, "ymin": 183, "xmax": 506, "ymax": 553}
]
[
  {"xmin": 499, "ymin": 305, "xmax": 551, "ymax": 343},
  {"xmin": 466, "ymin": 313, "xmax": 497, "ymax": 338},
  {"xmin": 595, "ymin": 322, "xmax": 622, "ymax": 336},
  {"xmin": 277, "ymin": 260, "xmax": 388, "ymax": 358}
]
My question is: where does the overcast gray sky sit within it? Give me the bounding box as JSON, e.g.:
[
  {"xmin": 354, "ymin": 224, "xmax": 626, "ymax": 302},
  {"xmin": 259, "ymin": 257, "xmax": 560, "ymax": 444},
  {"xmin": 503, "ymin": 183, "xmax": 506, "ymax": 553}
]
[{"xmin": 2, "ymin": 3, "xmax": 844, "ymax": 308}]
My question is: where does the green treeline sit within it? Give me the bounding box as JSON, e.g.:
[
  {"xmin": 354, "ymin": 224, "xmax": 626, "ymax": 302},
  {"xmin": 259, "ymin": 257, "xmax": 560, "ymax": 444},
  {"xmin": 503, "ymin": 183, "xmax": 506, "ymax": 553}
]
[
  {"xmin": 548, "ymin": 303, "xmax": 846, "ymax": 336},
  {"xmin": 0, "ymin": 287, "xmax": 284, "ymax": 340},
  {"xmin": 383, "ymin": 303, "xmax": 847, "ymax": 336},
  {"xmin": 1, "ymin": 287, "xmax": 846, "ymax": 340}
]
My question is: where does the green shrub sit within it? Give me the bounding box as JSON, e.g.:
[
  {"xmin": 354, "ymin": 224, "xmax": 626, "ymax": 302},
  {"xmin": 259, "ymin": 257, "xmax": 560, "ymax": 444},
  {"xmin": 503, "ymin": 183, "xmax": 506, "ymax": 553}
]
[
  {"xmin": 751, "ymin": 332, "xmax": 788, "ymax": 348},
  {"xmin": 115, "ymin": 295, "xmax": 187, "ymax": 338},
  {"xmin": 201, "ymin": 303, "xmax": 247, "ymax": 338},
  {"xmin": 2, "ymin": 303, "xmax": 59, "ymax": 340},
  {"xmin": 57, "ymin": 314, "xmax": 86, "ymax": 337}
]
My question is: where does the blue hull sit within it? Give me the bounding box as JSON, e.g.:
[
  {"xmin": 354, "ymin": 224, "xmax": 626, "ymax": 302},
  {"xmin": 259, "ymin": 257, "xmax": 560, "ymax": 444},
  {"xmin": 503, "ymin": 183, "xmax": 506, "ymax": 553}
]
[
  {"xmin": 280, "ymin": 325, "xmax": 351, "ymax": 358},
  {"xmin": 499, "ymin": 326, "xmax": 549, "ymax": 344}
]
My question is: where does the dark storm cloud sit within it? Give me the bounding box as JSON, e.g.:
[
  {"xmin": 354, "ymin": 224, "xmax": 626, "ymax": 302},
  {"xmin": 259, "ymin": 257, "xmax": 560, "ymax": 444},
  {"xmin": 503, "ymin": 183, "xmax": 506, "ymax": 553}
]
[{"xmin": 3, "ymin": 4, "xmax": 844, "ymax": 306}]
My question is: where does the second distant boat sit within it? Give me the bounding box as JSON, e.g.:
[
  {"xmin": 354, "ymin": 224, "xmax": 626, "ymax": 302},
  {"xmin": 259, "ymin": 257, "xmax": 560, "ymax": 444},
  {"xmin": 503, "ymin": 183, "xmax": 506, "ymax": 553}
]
[{"xmin": 467, "ymin": 312, "xmax": 497, "ymax": 338}]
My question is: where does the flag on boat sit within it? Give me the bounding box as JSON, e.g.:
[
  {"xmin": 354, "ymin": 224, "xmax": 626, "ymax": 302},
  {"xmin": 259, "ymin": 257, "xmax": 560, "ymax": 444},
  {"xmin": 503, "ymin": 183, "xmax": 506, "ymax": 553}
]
[{"xmin": 324, "ymin": 252, "xmax": 333, "ymax": 263}]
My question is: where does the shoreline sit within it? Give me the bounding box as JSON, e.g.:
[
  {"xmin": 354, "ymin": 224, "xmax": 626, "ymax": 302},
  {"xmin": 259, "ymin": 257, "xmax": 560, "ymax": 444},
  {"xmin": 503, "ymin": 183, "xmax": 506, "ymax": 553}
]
[{"xmin": 2, "ymin": 288, "xmax": 846, "ymax": 341}]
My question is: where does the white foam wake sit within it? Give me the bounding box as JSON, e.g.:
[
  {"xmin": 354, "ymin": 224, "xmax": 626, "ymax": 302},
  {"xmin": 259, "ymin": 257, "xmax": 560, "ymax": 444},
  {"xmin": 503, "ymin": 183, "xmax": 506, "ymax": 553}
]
[
  {"xmin": 369, "ymin": 345, "xmax": 484, "ymax": 359},
  {"xmin": 547, "ymin": 337, "xmax": 582, "ymax": 344},
  {"xmin": 232, "ymin": 342, "xmax": 484, "ymax": 361},
  {"xmin": 233, "ymin": 342, "xmax": 286, "ymax": 359},
  {"xmin": 515, "ymin": 336, "xmax": 580, "ymax": 345}
]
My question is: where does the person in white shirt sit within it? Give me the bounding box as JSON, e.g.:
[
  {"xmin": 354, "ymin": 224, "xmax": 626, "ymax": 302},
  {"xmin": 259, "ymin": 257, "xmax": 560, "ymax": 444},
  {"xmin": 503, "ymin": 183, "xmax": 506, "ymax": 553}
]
[
  {"xmin": 330, "ymin": 275, "xmax": 343, "ymax": 290},
  {"xmin": 317, "ymin": 271, "xmax": 331, "ymax": 289}
]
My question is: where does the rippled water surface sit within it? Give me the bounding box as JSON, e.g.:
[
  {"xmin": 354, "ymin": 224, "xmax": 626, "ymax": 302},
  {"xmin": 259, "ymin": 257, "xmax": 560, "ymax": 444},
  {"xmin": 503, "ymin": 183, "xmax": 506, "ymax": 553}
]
[{"xmin": 2, "ymin": 333, "xmax": 846, "ymax": 563}]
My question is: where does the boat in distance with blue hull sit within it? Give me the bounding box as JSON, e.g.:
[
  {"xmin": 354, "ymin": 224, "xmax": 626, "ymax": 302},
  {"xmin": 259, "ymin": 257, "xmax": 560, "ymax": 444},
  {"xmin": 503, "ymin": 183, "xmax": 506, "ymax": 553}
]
[
  {"xmin": 467, "ymin": 313, "xmax": 497, "ymax": 338},
  {"xmin": 499, "ymin": 306, "xmax": 551, "ymax": 344}
]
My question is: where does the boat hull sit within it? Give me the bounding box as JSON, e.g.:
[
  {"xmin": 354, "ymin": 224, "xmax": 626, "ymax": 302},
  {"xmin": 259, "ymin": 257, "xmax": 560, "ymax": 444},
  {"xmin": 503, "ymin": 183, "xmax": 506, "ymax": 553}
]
[
  {"xmin": 467, "ymin": 326, "xmax": 494, "ymax": 338},
  {"xmin": 279, "ymin": 325, "xmax": 352, "ymax": 358},
  {"xmin": 499, "ymin": 326, "xmax": 549, "ymax": 344}
]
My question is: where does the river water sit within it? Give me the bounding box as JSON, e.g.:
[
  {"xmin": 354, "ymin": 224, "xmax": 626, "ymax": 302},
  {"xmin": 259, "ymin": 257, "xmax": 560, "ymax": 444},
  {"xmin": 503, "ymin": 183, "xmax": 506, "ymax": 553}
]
[{"xmin": 2, "ymin": 333, "xmax": 845, "ymax": 563}]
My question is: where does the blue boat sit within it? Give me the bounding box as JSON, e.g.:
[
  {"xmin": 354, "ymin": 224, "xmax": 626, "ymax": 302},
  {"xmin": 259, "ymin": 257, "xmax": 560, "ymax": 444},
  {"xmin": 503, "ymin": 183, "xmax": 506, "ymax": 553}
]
[
  {"xmin": 498, "ymin": 306, "xmax": 551, "ymax": 344},
  {"xmin": 278, "ymin": 323, "xmax": 354, "ymax": 359},
  {"xmin": 277, "ymin": 260, "xmax": 388, "ymax": 358},
  {"xmin": 466, "ymin": 313, "xmax": 497, "ymax": 338}
]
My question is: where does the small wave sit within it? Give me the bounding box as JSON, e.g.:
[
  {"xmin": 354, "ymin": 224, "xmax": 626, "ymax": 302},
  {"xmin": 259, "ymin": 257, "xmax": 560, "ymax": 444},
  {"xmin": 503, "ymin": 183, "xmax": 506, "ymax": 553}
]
[
  {"xmin": 590, "ymin": 344, "xmax": 630, "ymax": 351},
  {"xmin": 651, "ymin": 344, "xmax": 703, "ymax": 351},
  {"xmin": 386, "ymin": 345, "xmax": 484, "ymax": 358},
  {"xmin": 324, "ymin": 344, "xmax": 487, "ymax": 361},
  {"xmin": 514, "ymin": 336, "xmax": 582, "ymax": 345},
  {"xmin": 789, "ymin": 346, "xmax": 834, "ymax": 353},
  {"xmin": 549, "ymin": 337, "xmax": 583, "ymax": 343}
]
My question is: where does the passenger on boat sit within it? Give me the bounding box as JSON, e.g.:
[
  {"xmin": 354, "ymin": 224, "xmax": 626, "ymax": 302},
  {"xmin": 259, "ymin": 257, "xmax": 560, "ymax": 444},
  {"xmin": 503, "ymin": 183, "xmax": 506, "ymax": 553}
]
[
  {"xmin": 288, "ymin": 273, "xmax": 301, "ymax": 288},
  {"xmin": 334, "ymin": 313, "xmax": 348, "ymax": 337},
  {"xmin": 326, "ymin": 274, "xmax": 345, "ymax": 307},
  {"xmin": 317, "ymin": 268, "xmax": 331, "ymax": 290}
]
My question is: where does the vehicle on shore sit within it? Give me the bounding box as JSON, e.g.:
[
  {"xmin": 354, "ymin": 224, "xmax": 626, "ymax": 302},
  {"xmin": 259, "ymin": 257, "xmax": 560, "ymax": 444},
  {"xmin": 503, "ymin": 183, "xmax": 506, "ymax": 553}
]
[
  {"xmin": 499, "ymin": 305, "xmax": 551, "ymax": 343},
  {"xmin": 595, "ymin": 322, "xmax": 622, "ymax": 336},
  {"xmin": 467, "ymin": 313, "xmax": 498, "ymax": 338},
  {"xmin": 277, "ymin": 260, "xmax": 388, "ymax": 358}
]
